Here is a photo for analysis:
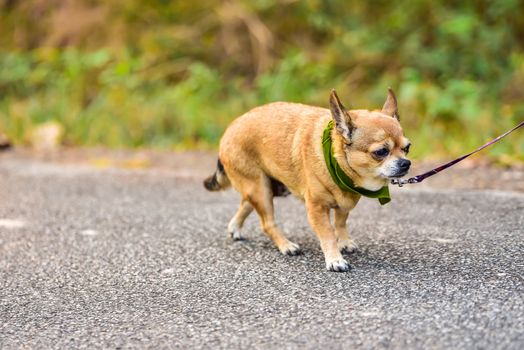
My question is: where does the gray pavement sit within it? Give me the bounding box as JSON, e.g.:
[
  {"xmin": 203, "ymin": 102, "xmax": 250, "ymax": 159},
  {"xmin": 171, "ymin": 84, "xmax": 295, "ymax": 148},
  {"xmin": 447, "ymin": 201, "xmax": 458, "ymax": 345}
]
[{"xmin": 0, "ymin": 158, "xmax": 523, "ymax": 349}]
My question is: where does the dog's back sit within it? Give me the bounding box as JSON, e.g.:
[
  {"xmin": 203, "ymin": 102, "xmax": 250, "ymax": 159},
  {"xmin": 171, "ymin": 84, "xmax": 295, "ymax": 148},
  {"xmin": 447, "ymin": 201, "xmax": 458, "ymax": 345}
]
[{"xmin": 216, "ymin": 102, "xmax": 329, "ymax": 196}]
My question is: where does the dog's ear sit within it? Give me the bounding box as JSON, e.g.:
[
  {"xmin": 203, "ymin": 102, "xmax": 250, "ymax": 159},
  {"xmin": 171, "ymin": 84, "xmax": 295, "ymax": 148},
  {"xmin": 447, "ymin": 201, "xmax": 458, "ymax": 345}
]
[
  {"xmin": 382, "ymin": 87, "xmax": 399, "ymax": 121},
  {"xmin": 329, "ymin": 89, "xmax": 355, "ymax": 143}
]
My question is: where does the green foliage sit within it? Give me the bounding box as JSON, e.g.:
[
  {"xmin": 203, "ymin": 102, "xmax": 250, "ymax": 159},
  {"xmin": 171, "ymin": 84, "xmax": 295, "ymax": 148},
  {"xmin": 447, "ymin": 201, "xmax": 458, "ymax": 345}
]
[{"xmin": 0, "ymin": 0, "xmax": 523, "ymax": 162}]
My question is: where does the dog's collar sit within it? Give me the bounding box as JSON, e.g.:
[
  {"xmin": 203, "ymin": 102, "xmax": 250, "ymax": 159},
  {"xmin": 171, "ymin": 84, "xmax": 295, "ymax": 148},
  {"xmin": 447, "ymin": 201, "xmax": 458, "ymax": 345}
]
[{"xmin": 322, "ymin": 121, "xmax": 391, "ymax": 205}]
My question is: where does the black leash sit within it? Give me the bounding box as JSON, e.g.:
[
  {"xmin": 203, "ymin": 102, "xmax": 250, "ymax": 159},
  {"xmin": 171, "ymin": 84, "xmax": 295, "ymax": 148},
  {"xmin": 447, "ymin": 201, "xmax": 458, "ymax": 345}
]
[{"xmin": 391, "ymin": 120, "xmax": 524, "ymax": 187}]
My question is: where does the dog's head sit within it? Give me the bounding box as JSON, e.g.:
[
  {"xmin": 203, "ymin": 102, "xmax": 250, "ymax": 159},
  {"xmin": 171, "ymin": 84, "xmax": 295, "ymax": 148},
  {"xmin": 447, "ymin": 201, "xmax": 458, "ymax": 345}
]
[{"xmin": 329, "ymin": 88, "xmax": 411, "ymax": 191}]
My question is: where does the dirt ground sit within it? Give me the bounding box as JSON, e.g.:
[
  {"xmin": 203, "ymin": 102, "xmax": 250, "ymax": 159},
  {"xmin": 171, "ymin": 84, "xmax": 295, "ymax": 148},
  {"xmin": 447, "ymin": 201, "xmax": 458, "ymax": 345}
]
[{"xmin": 1, "ymin": 147, "xmax": 523, "ymax": 193}]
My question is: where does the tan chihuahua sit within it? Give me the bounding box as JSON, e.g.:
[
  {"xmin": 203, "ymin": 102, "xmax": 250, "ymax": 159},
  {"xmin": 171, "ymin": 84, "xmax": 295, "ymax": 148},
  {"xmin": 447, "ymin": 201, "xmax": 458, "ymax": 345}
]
[{"xmin": 204, "ymin": 89, "xmax": 411, "ymax": 272}]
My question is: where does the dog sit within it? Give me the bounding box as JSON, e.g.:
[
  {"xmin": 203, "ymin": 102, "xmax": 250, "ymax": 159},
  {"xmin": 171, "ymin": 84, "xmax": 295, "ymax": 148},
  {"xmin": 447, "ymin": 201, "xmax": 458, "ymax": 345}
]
[{"xmin": 204, "ymin": 88, "xmax": 411, "ymax": 272}]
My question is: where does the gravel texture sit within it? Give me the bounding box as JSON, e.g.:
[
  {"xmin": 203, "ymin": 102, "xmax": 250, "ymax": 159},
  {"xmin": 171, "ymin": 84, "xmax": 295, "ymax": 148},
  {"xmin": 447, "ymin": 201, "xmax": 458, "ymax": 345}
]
[{"xmin": 0, "ymin": 157, "xmax": 523, "ymax": 349}]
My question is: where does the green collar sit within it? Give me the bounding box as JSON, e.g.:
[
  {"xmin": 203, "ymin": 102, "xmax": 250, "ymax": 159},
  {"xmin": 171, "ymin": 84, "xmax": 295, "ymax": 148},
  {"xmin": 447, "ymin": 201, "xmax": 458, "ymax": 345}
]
[{"xmin": 322, "ymin": 120, "xmax": 391, "ymax": 205}]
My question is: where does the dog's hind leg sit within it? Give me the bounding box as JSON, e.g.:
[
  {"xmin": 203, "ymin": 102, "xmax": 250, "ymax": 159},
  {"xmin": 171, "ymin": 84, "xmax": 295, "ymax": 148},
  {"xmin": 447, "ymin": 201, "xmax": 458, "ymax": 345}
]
[
  {"xmin": 227, "ymin": 199, "xmax": 254, "ymax": 240},
  {"xmin": 243, "ymin": 175, "xmax": 301, "ymax": 256},
  {"xmin": 334, "ymin": 207, "xmax": 358, "ymax": 254}
]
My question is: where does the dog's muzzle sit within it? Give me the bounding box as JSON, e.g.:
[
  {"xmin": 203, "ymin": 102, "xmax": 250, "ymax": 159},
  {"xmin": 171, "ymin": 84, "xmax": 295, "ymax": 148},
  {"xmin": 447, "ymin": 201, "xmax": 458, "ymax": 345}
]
[{"xmin": 391, "ymin": 158, "xmax": 411, "ymax": 178}]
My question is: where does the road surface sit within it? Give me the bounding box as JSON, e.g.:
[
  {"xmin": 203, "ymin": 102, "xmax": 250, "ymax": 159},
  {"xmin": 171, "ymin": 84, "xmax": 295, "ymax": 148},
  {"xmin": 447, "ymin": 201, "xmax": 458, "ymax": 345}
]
[{"xmin": 1, "ymin": 156, "xmax": 523, "ymax": 349}]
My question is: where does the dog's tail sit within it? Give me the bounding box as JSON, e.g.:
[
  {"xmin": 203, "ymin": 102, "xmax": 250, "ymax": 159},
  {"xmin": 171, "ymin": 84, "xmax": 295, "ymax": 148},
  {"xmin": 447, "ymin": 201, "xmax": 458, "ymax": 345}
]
[{"xmin": 204, "ymin": 158, "xmax": 231, "ymax": 191}]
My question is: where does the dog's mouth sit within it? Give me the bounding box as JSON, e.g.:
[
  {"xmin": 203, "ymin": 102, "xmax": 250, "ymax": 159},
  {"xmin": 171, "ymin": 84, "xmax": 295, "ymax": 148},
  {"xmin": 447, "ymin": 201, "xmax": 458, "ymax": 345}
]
[
  {"xmin": 388, "ymin": 170, "xmax": 409, "ymax": 178},
  {"xmin": 380, "ymin": 168, "xmax": 409, "ymax": 179}
]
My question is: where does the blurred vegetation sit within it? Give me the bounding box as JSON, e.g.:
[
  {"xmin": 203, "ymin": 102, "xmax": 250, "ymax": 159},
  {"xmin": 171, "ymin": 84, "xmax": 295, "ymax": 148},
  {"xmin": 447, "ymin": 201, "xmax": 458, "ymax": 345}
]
[{"xmin": 0, "ymin": 0, "xmax": 523, "ymax": 162}]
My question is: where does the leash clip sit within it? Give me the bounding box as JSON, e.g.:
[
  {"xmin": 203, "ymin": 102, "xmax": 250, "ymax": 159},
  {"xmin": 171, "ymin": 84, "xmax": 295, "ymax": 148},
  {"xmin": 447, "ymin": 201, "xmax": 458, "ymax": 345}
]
[
  {"xmin": 391, "ymin": 178, "xmax": 408, "ymax": 187},
  {"xmin": 391, "ymin": 177, "xmax": 421, "ymax": 187}
]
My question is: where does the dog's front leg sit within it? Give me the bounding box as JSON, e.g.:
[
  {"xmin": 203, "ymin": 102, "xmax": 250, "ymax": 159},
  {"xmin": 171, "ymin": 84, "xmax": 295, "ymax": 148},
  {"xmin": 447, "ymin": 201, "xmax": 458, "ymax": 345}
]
[
  {"xmin": 334, "ymin": 207, "xmax": 358, "ymax": 254},
  {"xmin": 306, "ymin": 199, "xmax": 350, "ymax": 272}
]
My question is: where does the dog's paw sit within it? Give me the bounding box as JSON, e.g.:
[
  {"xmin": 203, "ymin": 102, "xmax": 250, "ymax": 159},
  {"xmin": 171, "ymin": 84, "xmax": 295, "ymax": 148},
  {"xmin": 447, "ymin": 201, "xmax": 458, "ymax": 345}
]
[
  {"xmin": 338, "ymin": 239, "xmax": 358, "ymax": 255},
  {"xmin": 228, "ymin": 228, "xmax": 245, "ymax": 241},
  {"xmin": 279, "ymin": 241, "xmax": 302, "ymax": 256},
  {"xmin": 326, "ymin": 257, "xmax": 351, "ymax": 272}
]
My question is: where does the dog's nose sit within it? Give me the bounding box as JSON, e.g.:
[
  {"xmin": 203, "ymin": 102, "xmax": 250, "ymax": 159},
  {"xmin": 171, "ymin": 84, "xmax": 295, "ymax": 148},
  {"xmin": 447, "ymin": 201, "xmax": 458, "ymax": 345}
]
[{"xmin": 398, "ymin": 158, "xmax": 411, "ymax": 170}]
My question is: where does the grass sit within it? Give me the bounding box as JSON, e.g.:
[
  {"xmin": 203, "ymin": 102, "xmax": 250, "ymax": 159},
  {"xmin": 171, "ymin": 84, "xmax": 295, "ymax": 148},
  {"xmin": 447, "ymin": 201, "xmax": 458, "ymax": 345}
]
[{"xmin": 0, "ymin": 48, "xmax": 523, "ymax": 164}]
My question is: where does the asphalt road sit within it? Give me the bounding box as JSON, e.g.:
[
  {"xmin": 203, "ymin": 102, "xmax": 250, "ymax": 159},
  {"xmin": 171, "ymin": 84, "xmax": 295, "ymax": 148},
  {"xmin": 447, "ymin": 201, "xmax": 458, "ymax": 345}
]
[{"xmin": 1, "ymin": 158, "xmax": 523, "ymax": 349}]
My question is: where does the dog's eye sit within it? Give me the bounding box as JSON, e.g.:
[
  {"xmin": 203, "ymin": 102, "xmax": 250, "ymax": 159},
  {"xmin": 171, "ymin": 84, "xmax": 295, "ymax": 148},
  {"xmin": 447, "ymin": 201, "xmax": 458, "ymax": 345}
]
[
  {"xmin": 373, "ymin": 148, "xmax": 389, "ymax": 158},
  {"xmin": 402, "ymin": 144, "xmax": 411, "ymax": 154}
]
